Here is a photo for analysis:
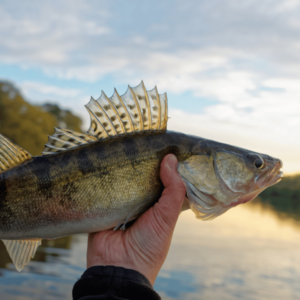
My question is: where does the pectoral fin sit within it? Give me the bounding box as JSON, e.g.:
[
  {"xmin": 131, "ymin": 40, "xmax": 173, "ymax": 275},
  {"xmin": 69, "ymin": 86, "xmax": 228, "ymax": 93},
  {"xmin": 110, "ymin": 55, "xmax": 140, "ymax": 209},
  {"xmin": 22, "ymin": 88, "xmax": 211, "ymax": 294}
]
[{"xmin": 2, "ymin": 239, "xmax": 42, "ymax": 272}]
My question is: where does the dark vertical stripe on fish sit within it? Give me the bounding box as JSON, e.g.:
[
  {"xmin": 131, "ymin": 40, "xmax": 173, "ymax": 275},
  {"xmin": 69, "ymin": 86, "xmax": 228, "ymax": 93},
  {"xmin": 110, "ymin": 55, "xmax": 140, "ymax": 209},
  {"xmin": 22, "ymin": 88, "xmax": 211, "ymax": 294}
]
[
  {"xmin": 31, "ymin": 159, "xmax": 53, "ymax": 200},
  {"xmin": 77, "ymin": 149, "xmax": 96, "ymax": 176},
  {"xmin": 0, "ymin": 176, "xmax": 7, "ymax": 211},
  {"xmin": 122, "ymin": 138, "xmax": 139, "ymax": 161}
]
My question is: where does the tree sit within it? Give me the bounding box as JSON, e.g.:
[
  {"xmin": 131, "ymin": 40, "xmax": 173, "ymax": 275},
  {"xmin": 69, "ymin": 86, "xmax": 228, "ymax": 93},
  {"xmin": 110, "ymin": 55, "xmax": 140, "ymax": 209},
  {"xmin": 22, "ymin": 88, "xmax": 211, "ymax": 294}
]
[{"xmin": 0, "ymin": 80, "xmax": 82, "ymax": 156}]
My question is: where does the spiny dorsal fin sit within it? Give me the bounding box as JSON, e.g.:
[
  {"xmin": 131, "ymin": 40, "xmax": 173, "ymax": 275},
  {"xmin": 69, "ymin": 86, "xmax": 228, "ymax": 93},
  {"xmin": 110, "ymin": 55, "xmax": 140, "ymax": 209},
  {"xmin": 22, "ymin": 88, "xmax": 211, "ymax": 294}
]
[
  {"xmin": 0, "ymin": 134, "xmax": 32, "ymax": 173},
  {"xmin": 43, "ymin": 81, "xmax": 168, "ymax": 155},
  {"xmin": 42, "ymin": 128, "xmax": 97, "ymax": 155},
  {"xmin": 2, "ymin": 239, "xmax": 42, "ymax": 272},
  {"xmin": 86, "ymin": 81, "xmax": 168, "ymax": 138}
]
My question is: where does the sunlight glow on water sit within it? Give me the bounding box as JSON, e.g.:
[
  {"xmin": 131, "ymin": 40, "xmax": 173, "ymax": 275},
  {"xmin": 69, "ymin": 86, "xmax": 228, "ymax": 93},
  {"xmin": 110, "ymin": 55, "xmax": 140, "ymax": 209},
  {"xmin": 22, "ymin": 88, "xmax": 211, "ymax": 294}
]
[
  {"xmin": 1, "ymin": 203, "xmax": 300, "ymax": 300},
  {"xmin": 158, "ymin": 202, "xmax": 300, "ymax": 299}
]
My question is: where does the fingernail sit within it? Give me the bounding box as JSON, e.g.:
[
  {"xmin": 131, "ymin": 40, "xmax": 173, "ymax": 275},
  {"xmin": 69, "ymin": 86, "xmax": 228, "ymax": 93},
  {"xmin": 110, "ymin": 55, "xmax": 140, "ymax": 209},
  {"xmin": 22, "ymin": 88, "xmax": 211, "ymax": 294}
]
[{"xmin": 167, "ymin": 155, "xmax": 178, "ymax": 170}]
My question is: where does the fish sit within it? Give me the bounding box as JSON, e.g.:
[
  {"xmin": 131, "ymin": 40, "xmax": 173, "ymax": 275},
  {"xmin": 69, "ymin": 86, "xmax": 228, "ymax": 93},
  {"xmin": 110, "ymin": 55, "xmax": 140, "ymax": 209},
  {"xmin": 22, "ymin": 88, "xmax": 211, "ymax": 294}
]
[{"xmin": 0, "ymin": 81, "xmax": 283, "ymax": 271}]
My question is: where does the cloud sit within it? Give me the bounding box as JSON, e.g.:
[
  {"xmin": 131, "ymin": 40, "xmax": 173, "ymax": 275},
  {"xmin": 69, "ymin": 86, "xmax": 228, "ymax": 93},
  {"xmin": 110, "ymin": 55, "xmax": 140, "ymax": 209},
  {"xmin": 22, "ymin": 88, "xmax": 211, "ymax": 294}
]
[
  {"xmin": 1, "ymin": 0, "xmax": 300, "ymax": 80},
  {"xmin": 0, "ymin": 0, "xmax": 299, "ymax": 173},
  {"xmin": 19, "ymin": 81, "xmax": 80, "ymax": 98}
]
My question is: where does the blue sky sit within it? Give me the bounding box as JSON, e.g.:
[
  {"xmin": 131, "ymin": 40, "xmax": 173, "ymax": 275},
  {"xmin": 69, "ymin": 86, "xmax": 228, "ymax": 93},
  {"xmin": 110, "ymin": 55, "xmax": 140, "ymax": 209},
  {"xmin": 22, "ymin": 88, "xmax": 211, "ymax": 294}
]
[{"xmin": 0, "ymin": 0, "xmax": 300, "ymax": 173}]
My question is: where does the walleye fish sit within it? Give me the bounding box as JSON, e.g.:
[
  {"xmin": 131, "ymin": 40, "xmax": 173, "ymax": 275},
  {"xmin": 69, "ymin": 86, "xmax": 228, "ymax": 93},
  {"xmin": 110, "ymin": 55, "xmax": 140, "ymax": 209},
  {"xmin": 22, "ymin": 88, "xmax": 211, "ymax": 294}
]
[{"xmin": 0, "ymin": 82, "xmax": 283, "ymax": 271}]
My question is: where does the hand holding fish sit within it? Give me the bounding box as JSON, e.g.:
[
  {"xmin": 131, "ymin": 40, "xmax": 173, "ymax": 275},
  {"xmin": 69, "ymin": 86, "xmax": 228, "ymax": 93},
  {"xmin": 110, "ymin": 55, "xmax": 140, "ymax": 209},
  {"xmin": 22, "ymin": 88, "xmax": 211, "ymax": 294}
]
[{"xmin": 86, "ymin": 154, "xmax": 186, "ymax": 285}]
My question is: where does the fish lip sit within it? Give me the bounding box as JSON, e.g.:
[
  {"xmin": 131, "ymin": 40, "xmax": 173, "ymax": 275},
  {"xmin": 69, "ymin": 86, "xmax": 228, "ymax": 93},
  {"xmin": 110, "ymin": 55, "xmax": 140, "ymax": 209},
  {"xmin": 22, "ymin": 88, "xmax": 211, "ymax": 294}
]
[
  {"xmin": 266, "ymin": 170, "xmax": 283, "ymax": 186},
  {"xmin": 265, "ymin": 160, "xmax": 283, "ymax": 186}
]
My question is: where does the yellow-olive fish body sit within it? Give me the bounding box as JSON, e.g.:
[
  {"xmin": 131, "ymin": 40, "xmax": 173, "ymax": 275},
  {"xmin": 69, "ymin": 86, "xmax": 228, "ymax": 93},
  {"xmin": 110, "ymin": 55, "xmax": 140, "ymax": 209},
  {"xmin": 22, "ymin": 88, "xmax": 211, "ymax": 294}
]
[
  {"xmin": 0, "ymin": 81, "xmax": 283, "ymax": 271},
  {"xmin": 0, "ymin": 131, "xmax": 195, "ymax": 240}
]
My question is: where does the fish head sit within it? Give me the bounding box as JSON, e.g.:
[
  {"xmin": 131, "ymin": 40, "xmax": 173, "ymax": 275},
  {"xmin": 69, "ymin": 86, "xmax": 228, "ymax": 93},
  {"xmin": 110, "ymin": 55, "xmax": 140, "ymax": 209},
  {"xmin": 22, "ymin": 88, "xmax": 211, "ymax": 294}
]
[{"xmin": 178, "ymin": 142, "xmax": 283, "ymax": 220}]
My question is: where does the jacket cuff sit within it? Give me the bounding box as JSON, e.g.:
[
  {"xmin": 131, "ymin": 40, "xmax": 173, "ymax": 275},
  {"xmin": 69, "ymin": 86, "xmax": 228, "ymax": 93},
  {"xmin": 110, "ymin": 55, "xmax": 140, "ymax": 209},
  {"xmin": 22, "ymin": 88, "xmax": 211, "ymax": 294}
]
[{"xmin": 73, "ymin": 266, "xmax": 161, "ymax": 300}]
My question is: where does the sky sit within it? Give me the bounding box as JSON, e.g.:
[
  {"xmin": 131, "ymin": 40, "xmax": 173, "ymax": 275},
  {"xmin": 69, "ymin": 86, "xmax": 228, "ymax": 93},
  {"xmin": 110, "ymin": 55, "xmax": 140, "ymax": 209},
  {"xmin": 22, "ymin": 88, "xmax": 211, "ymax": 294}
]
[{"xmin": 0, "ymin": 0, "xmax": 299, "ymax": 173}]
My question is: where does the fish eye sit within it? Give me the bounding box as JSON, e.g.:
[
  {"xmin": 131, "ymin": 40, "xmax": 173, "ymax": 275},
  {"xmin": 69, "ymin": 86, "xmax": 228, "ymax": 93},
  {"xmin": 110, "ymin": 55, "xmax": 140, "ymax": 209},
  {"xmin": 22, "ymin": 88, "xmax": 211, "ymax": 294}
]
[
  {"xmin": 247, "ymin": 154, "xmax": 265, "ymax": 169},
  {"xmin": 254, "ymin": 158, "xmax": 264, "ymax": 169}
]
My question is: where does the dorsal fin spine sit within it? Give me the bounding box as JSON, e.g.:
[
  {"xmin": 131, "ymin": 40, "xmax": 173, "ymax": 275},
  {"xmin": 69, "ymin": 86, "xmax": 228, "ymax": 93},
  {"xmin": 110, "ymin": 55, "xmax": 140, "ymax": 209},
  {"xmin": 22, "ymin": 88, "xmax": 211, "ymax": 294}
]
[
  {"xmin": 115, "ymin": 89, "xmax": 135, "ymax": 132},
  {"xmin": 44, "ymin": 144, "xmax": 62, "ymax": 151},
  {"xmin": 0, "ymin": 134, "xmax": 32, "ymax": 173},
  {"xmin": 146, "ymin": 86, "xmax": 161, "ymax": 130},
  {"xmin": 0, "ymin": 141, "xmax": 18, "ymax": 164},
  {"xmin": 54, "ymin": 128, "xmax": 85, "ymax": 143},
  {"xmin": 0, "ymin": 148, "xmax": 13, "ymax": 166},
  {"xmin": 154, "ymin": 86, "xmax": 161, "ymax": 130},
  {"xmin": 128, "ymin": 85, "xmax": 144, "ymax": 131},
  {"xmin": 103, "ymin": 91, "xmax": 127, "ymax": 134},
  {"xmin": 43, "ymin": 129, "xmax": 97, "ymax": 155},
  {"xmin": 95, "ymin": 93, "xmax": 118, "ymax": 136},
  {"xmin": 141, "ymin": 81, "xmax": 152, "ymax": 130},
  {"xmin": 48, "ymin": 135, "xmax": 77, "ymax": 147},
  {"xmin": 1, "ymin": 139, "xmax": 20, "ymax": 162},
  {"xmin": 85, "ymin": 103, "xmax": 109, "ymax": 138},
  {"xmin": 163, "ymin": 92, "xmax": 168, "ymax": 129}
]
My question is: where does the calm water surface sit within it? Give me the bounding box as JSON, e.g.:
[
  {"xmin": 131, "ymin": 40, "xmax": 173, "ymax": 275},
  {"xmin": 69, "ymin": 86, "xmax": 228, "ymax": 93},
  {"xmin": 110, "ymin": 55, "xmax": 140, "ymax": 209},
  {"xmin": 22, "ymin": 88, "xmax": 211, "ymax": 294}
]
[{"xmin": 1, "ymin": 201, "xmax": 300, "ymax": 300}]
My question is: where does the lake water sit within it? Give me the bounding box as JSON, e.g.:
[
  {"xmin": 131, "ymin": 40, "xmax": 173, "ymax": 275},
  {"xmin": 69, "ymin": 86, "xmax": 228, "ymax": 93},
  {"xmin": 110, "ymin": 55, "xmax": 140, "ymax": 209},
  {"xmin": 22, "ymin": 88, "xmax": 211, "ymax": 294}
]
[{"xmin": 1, "ymin": 201, "xmax": 300, "ymax": 300}]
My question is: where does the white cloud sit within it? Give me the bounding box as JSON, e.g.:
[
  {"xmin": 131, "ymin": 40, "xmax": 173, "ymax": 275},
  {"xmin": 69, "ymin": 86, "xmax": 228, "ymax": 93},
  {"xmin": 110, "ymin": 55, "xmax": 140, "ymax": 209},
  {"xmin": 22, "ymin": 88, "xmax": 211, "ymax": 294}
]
[
  {"xmin": 19, "ymin": 81, "xmax": 80, "ymax": 98},
  {"xmin": 1, "ymin": 0, "xmax": 300, "ymax": 80},
  {"xmin": 0, "ymin": 0, "xmax": 299, "ymax": 173}
]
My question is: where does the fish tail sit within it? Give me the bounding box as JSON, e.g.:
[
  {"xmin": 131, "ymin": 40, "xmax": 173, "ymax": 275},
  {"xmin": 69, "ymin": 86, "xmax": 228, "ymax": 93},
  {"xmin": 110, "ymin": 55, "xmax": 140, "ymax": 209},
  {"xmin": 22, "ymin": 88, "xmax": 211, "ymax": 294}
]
[{"xmin": 0, "ymin": 134, "xmax": 32, "ymax": 173}]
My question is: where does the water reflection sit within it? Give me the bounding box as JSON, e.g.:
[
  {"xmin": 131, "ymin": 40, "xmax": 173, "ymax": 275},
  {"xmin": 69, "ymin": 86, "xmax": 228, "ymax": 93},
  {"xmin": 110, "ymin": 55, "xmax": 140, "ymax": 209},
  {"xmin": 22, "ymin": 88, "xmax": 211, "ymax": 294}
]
[
  {"xmin": 158, "ymin": 202, "xmax": 300, "ymax": 299},
  {"xmin": 1, "ymin": 201, "xmax": 300, "ymax": 299}
]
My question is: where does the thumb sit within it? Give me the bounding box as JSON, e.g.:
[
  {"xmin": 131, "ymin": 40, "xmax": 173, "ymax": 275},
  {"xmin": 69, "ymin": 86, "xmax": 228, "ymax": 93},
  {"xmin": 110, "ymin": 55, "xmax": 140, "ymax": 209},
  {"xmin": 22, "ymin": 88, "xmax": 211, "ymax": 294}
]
[
  {"xmin": 153, "ymin": 154, "xmax": 186, "ymax": 229},
  {"xmin": 160, "ymin": 154, "xmax": 186, "ymax": 194}
]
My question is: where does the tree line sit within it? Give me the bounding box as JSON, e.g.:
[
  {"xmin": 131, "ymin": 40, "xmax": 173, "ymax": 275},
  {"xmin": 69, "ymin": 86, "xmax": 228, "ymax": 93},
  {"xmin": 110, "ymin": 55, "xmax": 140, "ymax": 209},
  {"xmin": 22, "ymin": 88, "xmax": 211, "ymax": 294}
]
[{"xmin": 0, "ymin": 80, "xmax": 82, "ymax": 156}]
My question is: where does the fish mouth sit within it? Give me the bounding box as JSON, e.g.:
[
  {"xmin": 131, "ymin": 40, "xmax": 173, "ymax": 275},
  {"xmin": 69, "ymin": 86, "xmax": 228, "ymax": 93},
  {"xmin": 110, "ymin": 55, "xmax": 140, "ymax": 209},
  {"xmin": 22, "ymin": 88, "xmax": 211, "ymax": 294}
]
[
  {"xmin": 257, "ymin": 159, "xmax": 283, "ymax": 188},
  {"xmin": 266, "ymin": 170, "xmax": 283, "ymax": 186}
]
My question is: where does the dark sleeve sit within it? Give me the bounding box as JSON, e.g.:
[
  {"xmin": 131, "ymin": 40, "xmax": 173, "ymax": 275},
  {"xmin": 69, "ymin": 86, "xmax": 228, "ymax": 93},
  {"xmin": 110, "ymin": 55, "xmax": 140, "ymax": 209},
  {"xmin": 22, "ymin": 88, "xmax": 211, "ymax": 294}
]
[{"xmin": 72, "ymin": 266, "xmax": 161, "ymax": 300}]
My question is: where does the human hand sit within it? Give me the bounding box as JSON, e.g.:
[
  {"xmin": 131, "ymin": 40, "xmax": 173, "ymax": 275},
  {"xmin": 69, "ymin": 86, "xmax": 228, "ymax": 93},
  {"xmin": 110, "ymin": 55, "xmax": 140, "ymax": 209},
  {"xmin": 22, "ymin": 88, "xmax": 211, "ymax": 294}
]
[{"xmin": 86, "ymin": 154, "xmax": 186, "ymax": 285}]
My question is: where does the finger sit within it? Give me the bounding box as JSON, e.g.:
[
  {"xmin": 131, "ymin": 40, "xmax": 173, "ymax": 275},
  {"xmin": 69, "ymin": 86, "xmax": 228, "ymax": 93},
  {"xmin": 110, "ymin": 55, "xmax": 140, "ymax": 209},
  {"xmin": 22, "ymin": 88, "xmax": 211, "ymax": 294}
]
[{"xmin": 153, "ymin": 154, "xmax": 186, "ymax": 230}]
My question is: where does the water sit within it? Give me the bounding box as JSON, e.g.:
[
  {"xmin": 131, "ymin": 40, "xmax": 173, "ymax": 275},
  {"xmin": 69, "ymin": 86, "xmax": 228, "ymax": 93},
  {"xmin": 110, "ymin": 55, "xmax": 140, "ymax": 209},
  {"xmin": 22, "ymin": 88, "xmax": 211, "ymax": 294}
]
[{"xmin": 1, "ymin": 202, "xmax": 300, "ymax": 300}]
